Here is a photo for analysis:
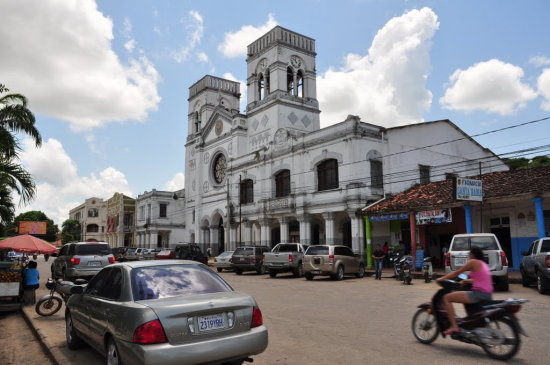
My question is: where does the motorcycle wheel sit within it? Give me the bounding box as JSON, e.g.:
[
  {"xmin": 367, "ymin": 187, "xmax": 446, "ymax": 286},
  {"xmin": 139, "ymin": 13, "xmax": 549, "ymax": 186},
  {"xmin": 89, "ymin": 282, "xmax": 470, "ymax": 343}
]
[
  {"xmin": 411, "ymin": 308, "xmax": 439, "ymax": 344},
  {"xmin": 36, "ymin": 296, "xmax": 63, "ymax": 316},
  {"xmin": 405, "ymin": 276, "xmax": 412, "ymax": 285},
  {"xmin": 424, "ymin": 272, "xmax": 430, "ymax": 283},
  {"xmin": 481, "ymin": 317, "xmax": 520, "ymax": 361}
]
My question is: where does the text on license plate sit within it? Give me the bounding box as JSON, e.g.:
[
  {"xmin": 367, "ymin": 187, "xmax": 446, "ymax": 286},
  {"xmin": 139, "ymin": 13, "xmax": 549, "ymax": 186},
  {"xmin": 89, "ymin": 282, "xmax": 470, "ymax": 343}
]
[
  {"xmin": 88, "ymin": 261, "xmax": 101, "ymax": 267},
  {"xmin": 198, "ymin": 314, "xmax": 225, "ymax": 332},
  {"xmin": 455, "ymin": 258, "xmax": 466, "ymax": 266}
]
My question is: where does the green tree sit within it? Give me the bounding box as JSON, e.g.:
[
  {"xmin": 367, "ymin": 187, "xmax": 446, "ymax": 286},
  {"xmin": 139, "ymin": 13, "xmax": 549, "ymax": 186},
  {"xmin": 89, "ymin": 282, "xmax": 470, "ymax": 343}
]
[
  {"xmin": 7, "ymin": 211, "xmax": 58, "ymax": 242},
  {"xmin": 503, "ymin": 155, "xmax": 550, "ymax": 170},
  {"xmin": 0, "ymin": 83, "xmax": 42, "ymax": 206},
  {"xmin": 61, "ymin": 219, "xmax": 81, "ymax": 244}
]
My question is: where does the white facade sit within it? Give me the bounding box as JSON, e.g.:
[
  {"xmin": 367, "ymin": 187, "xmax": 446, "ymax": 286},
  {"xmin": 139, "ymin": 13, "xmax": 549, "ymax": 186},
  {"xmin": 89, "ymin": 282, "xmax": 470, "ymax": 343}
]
[
  {"xmin": 135, "ymin": 189, "xmax": 186, "ymax": 248},
  {"xmin": 68, "ymin": 197, "xmax": 107, "ymax": 242},
  {"xmin": 182, "ymin": 26, "xmax": 507, "ymax": 256}
]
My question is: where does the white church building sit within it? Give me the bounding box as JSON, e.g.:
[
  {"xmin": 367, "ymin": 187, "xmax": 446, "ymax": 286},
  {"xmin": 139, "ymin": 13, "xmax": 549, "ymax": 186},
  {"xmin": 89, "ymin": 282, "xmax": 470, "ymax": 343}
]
[{"xmin": 182, "ymin": 26, "xmax": 506, "ymax": 256}]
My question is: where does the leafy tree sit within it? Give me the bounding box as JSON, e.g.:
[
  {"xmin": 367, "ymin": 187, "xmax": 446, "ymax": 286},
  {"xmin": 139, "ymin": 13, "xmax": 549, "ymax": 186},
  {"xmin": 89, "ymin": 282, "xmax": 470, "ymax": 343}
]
[
  {"xmin": 531, "ymin": 155, "xmax": 550, "ymax": 167},
  {"xmin": 61, "ymin": 219, "xmax": 81, "ymax": 244},
  {"xmin": 503, "ymin": 155, "xmax": 550, "ymax": 170},
  {"xmin": 6, "ymin": 211, "xmax": 58, "ymax": 242},
  {"xmin": 0, "ymin": 83, "xmax": 42, "ymax": 206}
]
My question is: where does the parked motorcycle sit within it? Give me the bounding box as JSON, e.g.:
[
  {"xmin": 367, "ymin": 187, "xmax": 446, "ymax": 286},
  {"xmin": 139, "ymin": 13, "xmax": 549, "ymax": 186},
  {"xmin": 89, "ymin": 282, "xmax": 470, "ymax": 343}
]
[
  {"xmin": 411, "ymin": 277, "xmax": 528, "ymax": 361},
  {"xmin": 422, "ymin": 257, "xmax": 433, "ymax": 283},
  {"xmin": 390, "ymin": 252, "xmax": 402, "ymax": 280},
  {"xmin": 35, "ymin": 278, "xmax": 85, "ymax": 316},
  {"xmin": 400, "ymin": 255, "xmax": 413, "ymax": 285}
]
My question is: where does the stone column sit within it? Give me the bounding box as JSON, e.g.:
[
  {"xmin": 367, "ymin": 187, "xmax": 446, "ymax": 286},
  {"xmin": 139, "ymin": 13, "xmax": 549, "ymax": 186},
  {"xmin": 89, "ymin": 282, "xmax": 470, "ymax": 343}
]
[
  {"xmin": 349, "ymin": 212, "xmax": 364, "ymax": 255},
  {"xmin": 210, "ymin": 226, "xmax": 219, "ymax": 256},
  {"xmin": 244, "ymin": 221, "xmax": 253, "ymax": 246},
  {"xmin": 259, "ymin": 218, "xmax": 272, "ymax": 248},
  {"xmin": 229, "ymin": 226, "xmax": 237, "ymax": 251},
  {"xmin": 533, "ymin": 197, "xmax": 546, "ymax": 239},
  {"xmin": 323, "ymin": 212, "xmax": 336, "ymax": 245},
  {"xmin": 298, "ymin": 214, "xmax": 311, "ymax": 246},
  {"xmin": 150, "ymin": 230, "xmax": 158, "ymax": 249},
  {"xmin": 463, "ymin": 205, "xmax": 473, "ymax": 233},
  {"xmin": 280, "ymin": 217, "xmax": 290, "ymax": 244}
]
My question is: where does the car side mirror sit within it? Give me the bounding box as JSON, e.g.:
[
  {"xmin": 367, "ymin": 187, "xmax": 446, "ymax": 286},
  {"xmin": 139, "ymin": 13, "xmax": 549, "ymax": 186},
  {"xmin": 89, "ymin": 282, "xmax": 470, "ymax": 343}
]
[{"xmin": 70, "ymin": 285, "xmax": 84, "ymax": 295}]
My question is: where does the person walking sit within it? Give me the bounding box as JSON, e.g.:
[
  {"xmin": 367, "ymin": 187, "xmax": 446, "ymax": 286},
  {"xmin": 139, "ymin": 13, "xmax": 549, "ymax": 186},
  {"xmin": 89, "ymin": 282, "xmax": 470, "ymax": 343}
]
[{"xmin": 373, "ymin": 244, "xmax": 385, "ymax": 280}]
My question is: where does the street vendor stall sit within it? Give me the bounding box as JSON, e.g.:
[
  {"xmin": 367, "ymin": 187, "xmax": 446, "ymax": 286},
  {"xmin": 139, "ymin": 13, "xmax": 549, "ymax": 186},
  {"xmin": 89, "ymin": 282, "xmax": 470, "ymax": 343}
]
[{"xmin": 0, "ymin": 248, "xmax": 25, "ymax": 312}]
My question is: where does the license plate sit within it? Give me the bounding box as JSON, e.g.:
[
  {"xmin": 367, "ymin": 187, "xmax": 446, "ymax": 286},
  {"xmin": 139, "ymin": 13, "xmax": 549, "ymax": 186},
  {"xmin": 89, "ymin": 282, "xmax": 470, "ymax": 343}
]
[
  {"xmin": 88, "ymin": 261, "xmax": 101, "ymax": 267},
  {"xmin": 239, "ymin": 257, "xmax": 245, "ymax": 261},
  {"xmin": 455, "ymin": 258, "xmax": 466, "ymax": 266},
  {"xmin": 311, "ymin": 270, "xmax": 321, "ymax": 275},
  {"xmin": 198, "ymin": 314, "xmax": 225, "ymax": 332},
  {"xmin": 404, "ymin": 269, "xmax": 409, "ymax": 273}
]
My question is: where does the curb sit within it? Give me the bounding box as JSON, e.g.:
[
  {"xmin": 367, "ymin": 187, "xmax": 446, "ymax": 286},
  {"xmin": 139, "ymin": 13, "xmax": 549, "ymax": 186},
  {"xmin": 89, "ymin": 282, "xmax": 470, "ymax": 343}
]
[{"xmin": 21, "ymin": 306, "xmax": 61, "ymax": 365}]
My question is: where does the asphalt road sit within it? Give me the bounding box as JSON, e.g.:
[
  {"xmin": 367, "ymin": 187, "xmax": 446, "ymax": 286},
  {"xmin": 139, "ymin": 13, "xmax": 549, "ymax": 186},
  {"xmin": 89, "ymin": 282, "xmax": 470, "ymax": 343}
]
[{"xmin": 21, "ymin": 258, "xmax": 550, "ymax": 364}]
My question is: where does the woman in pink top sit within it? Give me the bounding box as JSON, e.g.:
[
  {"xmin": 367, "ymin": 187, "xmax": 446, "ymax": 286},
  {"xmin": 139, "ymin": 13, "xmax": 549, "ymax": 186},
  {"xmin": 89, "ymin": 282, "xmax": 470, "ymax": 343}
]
[{"xmin": 436, "ymin": 246, "xmax": 493, "ymax": 335}]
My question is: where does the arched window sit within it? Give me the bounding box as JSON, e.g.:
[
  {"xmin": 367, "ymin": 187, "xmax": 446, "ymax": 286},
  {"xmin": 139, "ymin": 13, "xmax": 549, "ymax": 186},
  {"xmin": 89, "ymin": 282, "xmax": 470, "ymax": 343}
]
[
  {"xmin": 87, "ymin": 224, "xmax": 99, "ymax": 233},
  {"xmin": 370, "ymin": 160, "xmax": 383, "ymax": 189},
  {"xmin": 194, "ymin": 111, "xmax": 201, "ymax": 133},
  {"xmin": 317, "ymin": 159, "xmax": 339, "ymax": 191},
  {"xmin": 240, "ymin": 179, "xmax": 254, "ymax": 204},
  {"xmin": 296, "ymin": 70, "xmax": 304, "ymax": 98},
  {"xmin": 287, "ymin": 67, "xmax": 294, "ymax": 95},
  {"xmin": 275, "ymin": 170, "xmax": 291, "ymax": 197},
  {"xmin": 258, "ymin": 74, "xmax": 265, "ymax": 101}
]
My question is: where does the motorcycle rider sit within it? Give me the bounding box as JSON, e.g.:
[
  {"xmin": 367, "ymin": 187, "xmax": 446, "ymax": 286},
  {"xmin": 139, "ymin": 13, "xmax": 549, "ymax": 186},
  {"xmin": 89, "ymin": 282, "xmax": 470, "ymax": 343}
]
[{"xmin": 436, "ymin": 246, "xmax": 493, "ymax": 335}]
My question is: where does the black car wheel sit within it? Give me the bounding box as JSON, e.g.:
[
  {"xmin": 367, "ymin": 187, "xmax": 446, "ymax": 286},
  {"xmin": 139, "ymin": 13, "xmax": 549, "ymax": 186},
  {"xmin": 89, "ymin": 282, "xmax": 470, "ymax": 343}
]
[
  {"xmin": 106, "ymin": 337, "xmax": 123, "ymax": 365},
  {"xmin": 305, "ymin": 272, "xmax": 314, "ymax": 281},
  {"xmin": 66, "ymin": 312, "xmax": 84, "ymax": 350},
  {"xmin": 269, "ymin": 270, "xmax": 277, "ymax": 278},
  {"xmin": 332, "ymin": 265, "xmax": 344, "ymax": 281},
  {"xmin": 520, "ymin": 269, "xmax": 531, "ymax": 287},
  {"xmin": 217, "ymin": 268, "xmax": 223, "ymax": 273},
  {"xmin": 537, "ymin": 272, "xmax": 550, "ymax": 294}
]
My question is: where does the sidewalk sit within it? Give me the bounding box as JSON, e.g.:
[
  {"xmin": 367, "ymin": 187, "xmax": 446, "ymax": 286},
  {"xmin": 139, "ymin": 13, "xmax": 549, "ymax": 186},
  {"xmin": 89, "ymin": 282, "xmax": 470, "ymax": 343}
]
[{"xmin": 365, "ymin": 266, "xmax": 522, "ymax": 283}]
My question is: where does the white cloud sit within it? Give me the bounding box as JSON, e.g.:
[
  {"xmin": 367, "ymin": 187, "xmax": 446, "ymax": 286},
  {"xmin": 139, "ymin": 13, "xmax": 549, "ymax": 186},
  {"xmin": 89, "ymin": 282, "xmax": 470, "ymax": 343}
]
[
  {"xmin": 529, "ymin": 56, "xmax": 550, "ymax": 67},
  {"xmin": 317, "ymin": 7, "xmax": 438, "ymax": 128},
  {"xmin": 218, "ymin": 14, "xmax": 278, "ymax": 58},
  {"xmin": 172, "ymin": 10, "xmax": 204, "ymax": 63},
  {"xmin": 538, "ymin": 68, "xmax": 550, "ymax": 111},
  {"xmin": 125, "ymin": 39, "xmax": 136, "ymax": 52},
  {"xmin": 0, "ymin": 0, "xmax": 161, "ymax": 131},
  {"xmin": 17, "ymin": 138, "xmax": 132, "ymax": 225},
  {"xmin": 197, "ymin": 52, "xmax": 209, "ymax": 63},
  {"xmin": 122, "ymin": 17, "xmax": 132, "ymax": 37},
  {"xmin": 440, "ymin": 59, "xmax": 537, "ymax": 115},
  {"xmin": 222, "ymin": 73, "xmax": 247, "ymax": 113},
  {"xmin": 164, "ymin": 173, "xmax": 185, "ymax": 191}
]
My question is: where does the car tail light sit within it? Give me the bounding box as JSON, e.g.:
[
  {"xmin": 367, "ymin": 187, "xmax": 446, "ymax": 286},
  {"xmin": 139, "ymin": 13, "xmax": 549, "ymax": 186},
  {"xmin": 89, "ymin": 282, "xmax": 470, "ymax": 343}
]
[
  {"xmin": 108, "ymin": 256, "xmax": 115, "ymax": 264},
  {"xmin": 289, "ymin": 254, "xmax": 293, "ymax": 263},
  {"xmin": 328, "ymin": 254, "xmax": 335, "ymax": 265},
  {"xmin": 501, "ymin": 251, "xmax": 508, "ymax": 267},
  {"xmin": 252, "ymin": 256, "xmax": 257, "ymax": 263},
  {"xmin": 251, "ymin": 306, "xmax": 263, "ymax": 328},
  {"xmin": 445, "ymin": 252, "xmax": 451, "ymax": 267},
  {"xmin": 545, "ymin": 254, "xmax": 550, "ymax": 268},
  {"xmin": 133, "ymin": 319, "xmax": 167, "ymax": 344},
  {"xmin": 70, "ymin": 257, "xmax": 80, "ymax": 265},
  {"xmin": 262, "ymin": 254, "xmax": 266, "ymax": 263}
]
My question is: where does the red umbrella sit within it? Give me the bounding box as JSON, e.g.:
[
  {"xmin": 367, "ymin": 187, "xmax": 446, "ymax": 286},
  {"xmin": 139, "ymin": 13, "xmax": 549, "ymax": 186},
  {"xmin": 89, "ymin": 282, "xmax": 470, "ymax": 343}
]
[{"xmin": 0, "ymin": 234, "xmax": 57, "ymax": 254}]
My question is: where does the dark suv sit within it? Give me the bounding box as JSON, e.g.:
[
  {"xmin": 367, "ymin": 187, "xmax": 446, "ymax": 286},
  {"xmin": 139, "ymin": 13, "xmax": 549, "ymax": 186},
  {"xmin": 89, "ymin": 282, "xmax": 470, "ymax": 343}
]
[
  {"xmin": 174, "ymin": 243, "xmax": 208, "ymax": 264},
  {"xmin": 230, "ymin": 246, "xmax": 270, "ymax": 275},
  {"xmin": 51, "ymin": 242, "xmax": 114, "ymax": 281}
]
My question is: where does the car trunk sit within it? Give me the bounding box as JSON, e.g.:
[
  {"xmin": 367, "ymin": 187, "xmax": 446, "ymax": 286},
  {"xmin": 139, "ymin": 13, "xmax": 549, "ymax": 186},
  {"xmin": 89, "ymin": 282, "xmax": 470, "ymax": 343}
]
[
  {"xmin": 140, "ymin": 291, "xmax": 256, "ymax": 345},
  {"xmin": 450, "ymin": 251, "xmax": 502, "ymax": 271}
]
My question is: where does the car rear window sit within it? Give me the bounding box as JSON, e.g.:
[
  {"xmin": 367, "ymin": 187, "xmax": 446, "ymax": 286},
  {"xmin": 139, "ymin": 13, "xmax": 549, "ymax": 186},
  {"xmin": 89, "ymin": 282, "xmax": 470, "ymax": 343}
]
[
  {"xmin": 451, "ymin": 236, "xmax": 499, "ymax": 251},
  {"xmin": 306, "ymin": 246, "xmax": 329, "ymax": 255},
  {"xmin": 132, "ymin": 264, "xmax": 232, "ymax": 300},
  {"xmin": 233, "ymin": 247, "xmax": 254, "ymax": 256},
  {"xmin": 274, "ymin": 244, "xmax": 298, "ymax": 252},
  {"xmin": 75, "ymin": 244, "xmax": 111, "ymax": 255},
  {"xmin": 541, "ymin": 240, "xmax": 550, "ymax": 253}
]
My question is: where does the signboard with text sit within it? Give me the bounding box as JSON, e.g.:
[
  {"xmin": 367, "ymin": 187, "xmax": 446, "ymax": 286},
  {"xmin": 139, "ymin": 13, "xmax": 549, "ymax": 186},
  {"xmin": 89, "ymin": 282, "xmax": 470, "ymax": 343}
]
[
  {"xmin": 19, "ymin": 221, "xmax": 47, "ymax": 235},
  {"xmin": 369, "ymin": 212, "xmax": 409, "ymax": 222},
  {"xmin": 454, "ymin": 177, "xmax": 483, "ymax": 202},
  {"xmin": 416, "ymin": 209, "xmax": 452, "ymax": 225}
]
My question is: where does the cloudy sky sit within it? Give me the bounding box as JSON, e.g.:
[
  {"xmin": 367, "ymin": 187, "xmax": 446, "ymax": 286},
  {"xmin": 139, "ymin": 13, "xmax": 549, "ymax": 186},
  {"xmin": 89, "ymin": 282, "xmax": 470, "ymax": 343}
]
[{"xmin": 1, "ymin": 0, "xmax": 549, "ymax": 225}]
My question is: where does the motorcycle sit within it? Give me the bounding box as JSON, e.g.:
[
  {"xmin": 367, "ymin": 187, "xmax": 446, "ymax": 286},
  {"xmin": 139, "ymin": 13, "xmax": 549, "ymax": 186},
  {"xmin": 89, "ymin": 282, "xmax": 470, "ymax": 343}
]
[
  {"xmin": 401, "ymin": 255, "xmax": 413, "ymax": 285},
  {"xmin": 422, "ymin": 257, "xmax": 433, "ymax": 283},
  {"xmin": 411, "ymin": 276, "xmax": 528, "ymax": 361},
  {"xmin": 390, "ymin": 252, "xmax": 402, "ymax": 280},
  {"xmin": 35, "ymin": 278, "xmax": 86, "ymax": 316}
]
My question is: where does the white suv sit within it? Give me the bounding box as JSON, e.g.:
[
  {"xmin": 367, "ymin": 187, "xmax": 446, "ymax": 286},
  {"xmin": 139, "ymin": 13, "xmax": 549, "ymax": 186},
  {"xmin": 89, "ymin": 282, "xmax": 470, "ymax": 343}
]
[{"xmin": 445, "ymin": 233, "xmax": 509, "ymax": 291}]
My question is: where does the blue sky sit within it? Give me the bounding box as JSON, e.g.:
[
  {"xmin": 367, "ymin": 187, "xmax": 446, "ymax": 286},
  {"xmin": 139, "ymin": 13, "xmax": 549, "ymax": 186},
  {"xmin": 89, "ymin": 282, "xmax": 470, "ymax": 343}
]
[{"xmin": 1, "ymin": 0, "xmax": 549, "ymax": 225}]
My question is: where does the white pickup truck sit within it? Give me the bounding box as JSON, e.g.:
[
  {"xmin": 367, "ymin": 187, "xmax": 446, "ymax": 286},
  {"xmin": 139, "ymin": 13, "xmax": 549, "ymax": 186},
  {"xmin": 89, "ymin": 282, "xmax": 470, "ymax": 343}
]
[{"xmin": 263, "ymin": 243, "xmax": 308, "ymax": 278}]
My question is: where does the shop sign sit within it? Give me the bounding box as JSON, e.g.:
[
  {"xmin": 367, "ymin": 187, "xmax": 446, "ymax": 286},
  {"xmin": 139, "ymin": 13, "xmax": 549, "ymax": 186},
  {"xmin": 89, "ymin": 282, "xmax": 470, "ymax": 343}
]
[
  {"xmin": 369, "ymin": 212, "xmax": 408, "ymax": 222},
  {"xmin": 416, "ymin": 209, "xmax": 452, "ymax": 225},
  {"xmin": 454, "ymin": 177, "xmax": 483, "ymax": 202}
]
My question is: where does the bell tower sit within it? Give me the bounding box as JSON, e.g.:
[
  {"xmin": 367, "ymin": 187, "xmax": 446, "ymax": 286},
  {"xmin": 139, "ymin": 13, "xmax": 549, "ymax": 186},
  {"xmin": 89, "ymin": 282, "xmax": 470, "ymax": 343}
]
[{"xmin": 245, "ymin": 26, "xmax": 320, "ymax": 140}]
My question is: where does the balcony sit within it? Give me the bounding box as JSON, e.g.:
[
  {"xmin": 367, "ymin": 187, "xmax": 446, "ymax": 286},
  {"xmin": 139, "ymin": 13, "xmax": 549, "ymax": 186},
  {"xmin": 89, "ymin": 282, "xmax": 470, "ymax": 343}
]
[{"xmin": 268, "ymin": 196, "xmax": 294, "ymax": 212}]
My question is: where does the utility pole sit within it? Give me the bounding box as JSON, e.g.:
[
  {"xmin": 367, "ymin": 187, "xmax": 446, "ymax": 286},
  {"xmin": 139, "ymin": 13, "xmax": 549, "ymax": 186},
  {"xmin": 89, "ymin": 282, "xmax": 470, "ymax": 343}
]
[
  {"xmin": 239, "ymin": 174, "xmax": 242, "ymax": 247},
  {"xmin": 479, "ymin": 161, "xmax": 483, "ymax": 232}
]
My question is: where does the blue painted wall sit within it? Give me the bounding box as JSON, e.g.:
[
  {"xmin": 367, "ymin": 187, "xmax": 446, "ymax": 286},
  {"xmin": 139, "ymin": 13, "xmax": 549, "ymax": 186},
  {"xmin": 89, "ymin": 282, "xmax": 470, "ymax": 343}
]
[{"xmin": 511, "ymin": 236, "xmax": 537, "ymax": 271}]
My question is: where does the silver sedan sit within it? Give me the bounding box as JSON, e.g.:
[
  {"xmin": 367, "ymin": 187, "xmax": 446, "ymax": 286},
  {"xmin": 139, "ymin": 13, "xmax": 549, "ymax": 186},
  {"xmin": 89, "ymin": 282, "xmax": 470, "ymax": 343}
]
[
  {"xmin": 65, "ymin": 260, "xmax": 268, "ymax": 365},
  {"xmin": 213, "ymin": 251, "xmax": 234, "ymax": 272}
]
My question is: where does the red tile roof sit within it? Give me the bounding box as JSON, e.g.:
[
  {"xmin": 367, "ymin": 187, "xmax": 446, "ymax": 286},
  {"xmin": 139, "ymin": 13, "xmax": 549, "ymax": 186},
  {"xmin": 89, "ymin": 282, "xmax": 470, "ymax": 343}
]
[{"xmin": 364, "ymin": 166, "xmax": 550, "ymax": 214}]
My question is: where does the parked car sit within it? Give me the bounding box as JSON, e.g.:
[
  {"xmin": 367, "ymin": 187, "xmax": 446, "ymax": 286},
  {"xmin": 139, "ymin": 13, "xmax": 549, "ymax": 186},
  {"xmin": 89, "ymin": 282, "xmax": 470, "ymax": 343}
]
[
  {"xmin": 174, "ymin": 243, "xmax": 208, "ymax": 264},
  {"xmin": 124, "ymin": 247, "xmax": 145, "ymax": 261},
  {"xmin": 213, "ymin": 251, "xmax": 234, "ymax": 272},
  {"xmin": 111, "ymin": 247, "xmax": 128, "ymax": 262},
  {"xmin": 520, "ymin": 237, "xmax": 550, "ymax": 294},
  {"xmin": 65, "ymin": 260, "xmax": 268, "ymax": 365},
  {"xmin": 51, "ymin": 241, "xmax": 114, "ymax": 281},
  {"xmin": 303, "ymin": 245, "xmax": 365, "ymax": 281},
  {"xmin": 155, "ymin": 249, "xmax": 175, "ymax": 260},
  {"xmin": 445, "ymin": 233, "xmax": 509, "ymax": 291},
  {"xmin": 230, "ymin": 246, "xmax": 270, "ymax": 275},
  {"xmin": 141, "ymin": 248, "xmax": 160, "ymax": 260},
  {"xmin": 263, "ymin": 243, "xmax": 308, "ymax": 278}
]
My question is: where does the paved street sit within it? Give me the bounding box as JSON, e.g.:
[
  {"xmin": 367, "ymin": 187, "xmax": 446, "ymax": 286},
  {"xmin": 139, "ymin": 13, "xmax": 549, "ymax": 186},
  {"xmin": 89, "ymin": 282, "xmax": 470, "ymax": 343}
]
[{"xmin": 20, "ymin": 258, "xmax": 550, "ymax": 364}]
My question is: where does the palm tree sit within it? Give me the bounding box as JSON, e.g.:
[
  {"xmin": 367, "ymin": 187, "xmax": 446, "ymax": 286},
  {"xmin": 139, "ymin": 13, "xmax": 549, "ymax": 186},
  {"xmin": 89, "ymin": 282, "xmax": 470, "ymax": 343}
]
[{"xmin": 0, "ymin": 83, "xmax": 42, "ymax": 206}]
